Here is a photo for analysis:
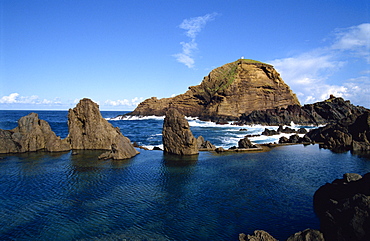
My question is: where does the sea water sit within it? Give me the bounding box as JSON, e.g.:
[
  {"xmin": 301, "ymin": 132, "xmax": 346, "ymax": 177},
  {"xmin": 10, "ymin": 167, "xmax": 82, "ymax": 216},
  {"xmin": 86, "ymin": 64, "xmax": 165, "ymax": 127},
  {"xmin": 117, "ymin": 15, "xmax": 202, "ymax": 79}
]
[{"xmin": 0, "ymin": 110, "xmax": 370, "ymax": 240}]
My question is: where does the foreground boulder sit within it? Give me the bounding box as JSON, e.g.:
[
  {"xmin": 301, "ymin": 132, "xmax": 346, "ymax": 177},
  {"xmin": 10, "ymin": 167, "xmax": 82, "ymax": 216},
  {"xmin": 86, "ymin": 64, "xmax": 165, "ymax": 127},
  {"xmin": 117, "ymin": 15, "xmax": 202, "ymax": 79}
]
[
  {"xmin": 241, "ymin": 173, "xmax": 370, "ymax": 241},
  {"xmin": 126, "ymin": 59, "xmax": 300, "ymax": 121},
  {"xmin": 67, "ymin": 98, "xmax": 139, "ymax": 159},
  {"xmin": 314, "ymin": 173, "xmax": 370, "ymax": 241},
  {"xmin": 0, "ymin": 113, "xmax": 70, "ymax": 153},
  {"xmin": 162, "ymin": 108, "xmax": 198, "ymax": 155}
]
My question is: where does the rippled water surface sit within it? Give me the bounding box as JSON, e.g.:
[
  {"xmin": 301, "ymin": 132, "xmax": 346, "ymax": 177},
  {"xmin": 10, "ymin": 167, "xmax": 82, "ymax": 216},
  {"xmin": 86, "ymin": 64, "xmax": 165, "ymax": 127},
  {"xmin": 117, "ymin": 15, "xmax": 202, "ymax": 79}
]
[{"xmin": 1, "ymin": 111, "xmax": 370, "ymax": 240}]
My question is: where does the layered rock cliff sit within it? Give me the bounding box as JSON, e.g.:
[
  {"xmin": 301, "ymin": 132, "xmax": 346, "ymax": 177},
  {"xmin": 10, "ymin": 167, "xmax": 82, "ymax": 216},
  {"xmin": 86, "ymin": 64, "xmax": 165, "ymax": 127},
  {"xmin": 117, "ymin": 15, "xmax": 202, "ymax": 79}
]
[{"xmin": 127, "ymin": 59, "xmax": 300, "ymax": 121}]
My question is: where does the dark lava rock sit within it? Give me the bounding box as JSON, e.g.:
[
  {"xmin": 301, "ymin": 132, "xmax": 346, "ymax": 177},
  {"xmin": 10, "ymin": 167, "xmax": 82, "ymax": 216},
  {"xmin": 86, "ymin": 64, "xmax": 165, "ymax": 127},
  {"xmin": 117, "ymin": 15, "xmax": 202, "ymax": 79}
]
[
  {"xmin": 262, "ymin": 128, "xmax": 279, "ymax": 136},
  {"xmin": 239, "ymin": 97, "xmax": 368, "ymax": 126},
  {"xmin": 238, "ymin": 136, "xmax": 256, "ymax": 148},
  {"xmin": 215, "ymin": 147, "xmax": 225, "ymax": 153},
  {"xmin": 306, "ymin": 112, "xmax": 370, "ymax": 152},
  {"xmin": 314, "ymin": 173, "xmax": 370, "ymax": 241}
]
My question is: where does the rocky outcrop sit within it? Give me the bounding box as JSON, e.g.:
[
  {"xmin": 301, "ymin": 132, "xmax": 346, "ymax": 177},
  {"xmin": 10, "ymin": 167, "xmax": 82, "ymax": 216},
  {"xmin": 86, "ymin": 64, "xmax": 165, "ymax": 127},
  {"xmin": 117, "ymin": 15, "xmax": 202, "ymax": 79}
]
[
  {"xmin": 238, "ymin": 136, "xmax": 257, "ymax": 149},
  {"xmin": 238, "ymin": 96, "xmax": 369, "ymax": 126},
  {"xmin": 286, "ymin": 229, "xmax": 325, "ymax": 241},
  {"xmin": 239, "ymin": 230, "xmax": 277, "ymax": 241},
  {"xmin": 240, "ymin": 229, "xmax": 324, "ymax": 241},
  {"xmin": 162, "ymin": 108, "xmax": 199, "ymax": 155},
  {"xmin": 0, "ymin": 99, "xmax": 139, "ymax": 159},
  {"xmin": 197, "ymin": 136, "xmax": 216, "ymax": 151},
  {"xmin": 67, "ymin": 98, "xmax": 139, "ymax": 160},
  {"xmin": 306, "ymin": 112, "xmax": 370, "ymax": 152},
  {"xmin": 279, "ymin": 134, "xmax": 312, "ymax": 144},
  {"xmin": 0, "ymin": 113, "xmax": 70, "ymax": 153},
  {"xmin": 314, "ymin": 173, "xmax": 370, "ymax": 241},
  {"xmin": 241, "ymin": 173, "xmax": 370, "ymax": 241},
  {"xmin": 126, "ymin": 59, "xmax": 300, "ymax": 121}
]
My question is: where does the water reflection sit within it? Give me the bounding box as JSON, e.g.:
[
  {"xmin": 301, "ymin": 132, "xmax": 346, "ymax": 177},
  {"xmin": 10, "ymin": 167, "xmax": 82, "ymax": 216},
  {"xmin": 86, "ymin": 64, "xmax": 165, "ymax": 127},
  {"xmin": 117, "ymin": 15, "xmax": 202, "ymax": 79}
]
[{"xmin": 163, "ymin": 153, "xmax": 198, "ymax": 167}]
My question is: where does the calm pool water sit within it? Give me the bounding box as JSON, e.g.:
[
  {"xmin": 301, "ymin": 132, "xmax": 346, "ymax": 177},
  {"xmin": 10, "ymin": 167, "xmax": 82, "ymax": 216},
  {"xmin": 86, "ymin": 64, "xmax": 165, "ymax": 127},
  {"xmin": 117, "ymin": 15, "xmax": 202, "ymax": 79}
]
[{"xmin": 1, "ymin": 145, "xmax": 370, "ymax": 240}]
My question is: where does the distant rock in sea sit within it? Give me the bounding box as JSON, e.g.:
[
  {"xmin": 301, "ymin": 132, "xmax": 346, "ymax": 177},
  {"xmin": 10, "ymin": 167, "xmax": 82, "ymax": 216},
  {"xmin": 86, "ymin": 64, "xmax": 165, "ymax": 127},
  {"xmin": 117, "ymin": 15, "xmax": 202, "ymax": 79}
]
[
  {"xmin": 67, "ymin": 98, "xmax": 139, "ymax": 160},
  {"xmin": 162, "ymin": 108, "xmax": 199, "ymax": 155},
  {"xmin": 0, "ymin": 113, "xmax": 70, "ymax": 153},
  {"xmin": 126, "ymin": 59, "xmax": 300, "ymax": 122}
]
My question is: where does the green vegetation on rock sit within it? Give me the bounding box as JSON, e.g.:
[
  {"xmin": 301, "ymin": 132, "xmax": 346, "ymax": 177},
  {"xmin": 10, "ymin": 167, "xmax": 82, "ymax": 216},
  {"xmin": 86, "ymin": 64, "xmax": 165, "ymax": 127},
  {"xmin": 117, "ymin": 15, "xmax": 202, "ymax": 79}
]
[{"xmin": 237, "ymin": 58, "xmax": 267, "ymax": 64}]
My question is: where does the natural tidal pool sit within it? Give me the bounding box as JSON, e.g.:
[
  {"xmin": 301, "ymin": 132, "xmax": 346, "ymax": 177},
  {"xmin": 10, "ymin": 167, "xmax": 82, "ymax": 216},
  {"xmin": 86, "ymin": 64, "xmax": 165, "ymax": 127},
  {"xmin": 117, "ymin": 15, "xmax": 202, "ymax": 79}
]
[{"xmin": 1, "ymin": 145, "xmax": 370, "ymax": 240}]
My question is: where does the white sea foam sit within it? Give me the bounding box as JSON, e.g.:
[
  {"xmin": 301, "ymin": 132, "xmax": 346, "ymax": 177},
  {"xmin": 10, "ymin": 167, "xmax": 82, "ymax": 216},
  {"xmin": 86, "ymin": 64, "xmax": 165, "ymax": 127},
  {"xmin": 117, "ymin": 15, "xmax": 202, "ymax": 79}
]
[
  {"xmin": 142, "ymin": 144, "xmax": 164, "ymax": 150},
  {"xmin": 107, "ymin": 115, "xmax": 165, "ymax": 121}
]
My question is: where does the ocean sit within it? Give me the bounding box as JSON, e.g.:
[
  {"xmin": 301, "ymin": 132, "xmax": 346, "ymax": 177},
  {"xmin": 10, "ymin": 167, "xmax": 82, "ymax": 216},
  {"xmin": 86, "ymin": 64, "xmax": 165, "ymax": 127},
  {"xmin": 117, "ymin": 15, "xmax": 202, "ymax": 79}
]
[{"xmin": 1, "ymin": 110, "xmax": 370, "ymax": 240}]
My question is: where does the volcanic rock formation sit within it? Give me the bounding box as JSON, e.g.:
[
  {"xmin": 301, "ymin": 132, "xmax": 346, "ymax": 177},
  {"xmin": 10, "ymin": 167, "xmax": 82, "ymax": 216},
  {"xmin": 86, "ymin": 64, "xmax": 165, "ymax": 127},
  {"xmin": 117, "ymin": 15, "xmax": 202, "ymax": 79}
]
[
  {"xmin": 306, "ymin": 111, "xmax": 370, "ymax": 152},
  {"xmin": 162, "ymin": 108, "xmax": 199, "ymax": 155},
  {"xmin": 127, "ymin": 59, "xmax": 300, "ymax": 121},
  {"xmin": 66, "ymin": 98, "xmax": 139, "ymax": 159},
  {"xmin": 314, "ymin": 173, "xmax": 370, "ymax": 241},
  {"xmin": 0, "ymin": 113, "xmax": 70, "ymax": 153},
  {"xmin": 238, "ymin": 96, "xmax": 369, "ymax": 126}
]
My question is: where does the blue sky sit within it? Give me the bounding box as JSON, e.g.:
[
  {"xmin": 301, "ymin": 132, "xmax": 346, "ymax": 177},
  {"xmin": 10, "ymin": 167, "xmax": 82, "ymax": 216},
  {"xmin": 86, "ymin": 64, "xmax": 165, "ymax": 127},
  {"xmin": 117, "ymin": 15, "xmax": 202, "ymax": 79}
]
[{"xmin": 1, "ymin": 0, "xmax": 369, "ymax": 110}]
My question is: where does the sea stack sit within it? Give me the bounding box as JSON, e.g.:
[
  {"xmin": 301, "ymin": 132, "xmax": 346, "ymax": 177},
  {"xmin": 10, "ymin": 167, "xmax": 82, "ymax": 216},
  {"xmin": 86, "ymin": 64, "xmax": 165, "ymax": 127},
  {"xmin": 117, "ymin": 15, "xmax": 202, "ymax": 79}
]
[
  {"xmin": 0, "ymin": 113, "xmax": 70, "ymax": 153},
  {"xmin": 162, "ymin": 108, "xmax": 199, "ymax": 155},
  {"xmin": 128, "ymin": 59, "xmax": 300, "ymax": 121},
  {"xmin": 67, "ymin": 98, "xmax": 139, "ymax": 159}
]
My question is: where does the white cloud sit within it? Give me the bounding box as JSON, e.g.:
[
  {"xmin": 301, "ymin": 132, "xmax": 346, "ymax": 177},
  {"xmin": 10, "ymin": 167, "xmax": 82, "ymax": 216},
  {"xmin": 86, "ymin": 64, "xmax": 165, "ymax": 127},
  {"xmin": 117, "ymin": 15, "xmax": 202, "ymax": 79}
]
[
  {"xmin": 271, "ymin": 52, "xmax": 342, "ymax": 86},
  {"xmin": 0, "ymin": 93, "xmax": 61, "ymax": 105},
  {"xmin": 332, "ymin": 23, "xmax": 370, "ymax": 50},
  {"xmin": 269, "ymin": 23, "xmax": 370, "ymax": 107},
  {"xmin": 104, "ymin": 97, "xmax": 144, "ymax": 107},
  {"xmin": 174, "ymin": 13, "xmax": 217, "ymax": 68},
  {"xmin": 0, "ymin": 93, "xmax": 19, "ymax": 103},
  {"xmin": 332, "ymin": 23, "xmax": 370, "ymax": 62}
]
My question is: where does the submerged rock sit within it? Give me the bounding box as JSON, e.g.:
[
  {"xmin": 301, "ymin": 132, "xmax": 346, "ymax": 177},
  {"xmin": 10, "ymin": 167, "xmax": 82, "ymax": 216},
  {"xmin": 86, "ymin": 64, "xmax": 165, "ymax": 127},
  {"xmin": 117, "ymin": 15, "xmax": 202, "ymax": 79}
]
[
  {"xmin": 240, "ymin": 229, "xmax": 324, "ymax": 241},
  {"xmin": 0, "ymin": 113, "xmax": 70, "ymax": 153},
  {"xmin": 239, "ymin": 230, "xmax": 277, "ymax": 241},
  {"xmin": 67, "ymin": 98, "xmax": 139, "ymax": 159},
  {"xmin": 162, "ymin": 108, "xmax": 199, "ymax": 155},
  {"xmin": 286, "ymin": 229, "xmax": 325, "ymax": 241}
]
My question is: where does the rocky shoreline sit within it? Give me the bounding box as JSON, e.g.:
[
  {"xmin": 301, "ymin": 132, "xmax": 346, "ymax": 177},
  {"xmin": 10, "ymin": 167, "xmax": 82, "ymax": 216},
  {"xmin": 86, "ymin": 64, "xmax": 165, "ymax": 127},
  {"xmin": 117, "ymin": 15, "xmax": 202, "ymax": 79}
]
[
  {"xmin": 0, "ymin": 98, "xmax": 139, "ymax": 160},
  {"xmin": 240, "ymin": 172, "xmax": 370, "ymax": 241}
]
